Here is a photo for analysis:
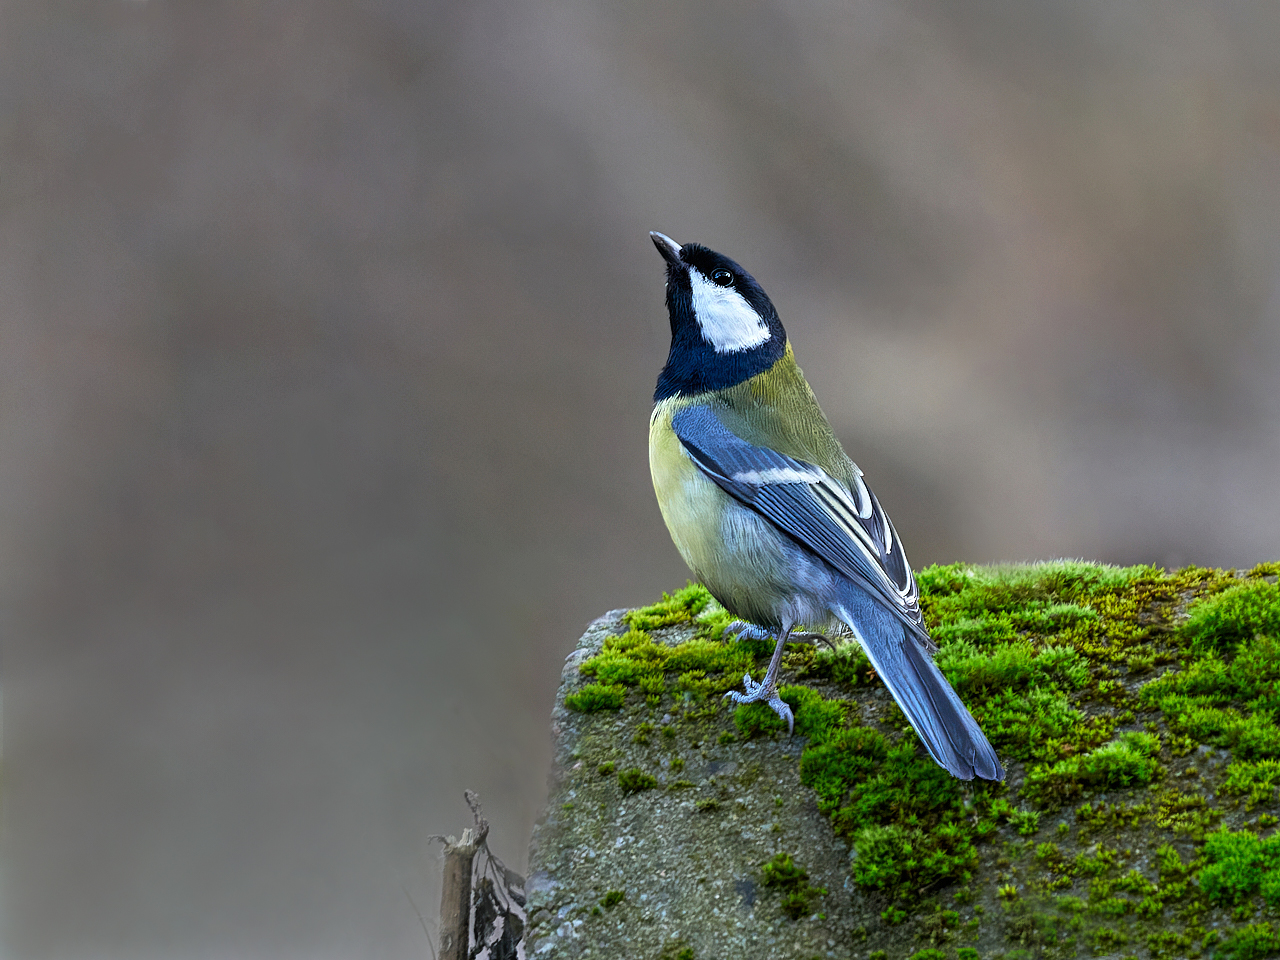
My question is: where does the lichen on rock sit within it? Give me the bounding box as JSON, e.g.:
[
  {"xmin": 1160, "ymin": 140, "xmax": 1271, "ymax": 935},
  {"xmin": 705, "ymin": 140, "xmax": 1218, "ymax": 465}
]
[{"xmin": 527, "ymin": 561, "xmax": 1280, "ymax": 959}]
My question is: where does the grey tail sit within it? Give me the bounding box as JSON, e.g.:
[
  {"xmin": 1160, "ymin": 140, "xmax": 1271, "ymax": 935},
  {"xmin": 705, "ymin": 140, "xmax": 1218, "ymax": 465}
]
[{"xmin": 837, "ymin": 601, "xmax": 1004, "ymax": 782}]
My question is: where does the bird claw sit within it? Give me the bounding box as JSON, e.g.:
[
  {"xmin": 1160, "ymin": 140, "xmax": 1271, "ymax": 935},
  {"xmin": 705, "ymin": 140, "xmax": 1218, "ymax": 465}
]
[
  {"xmin": 790, "ymin": 631, "xmax": 837, "ymax": 650},
  {"xmin": 723, "ymin": 672, "xmax": 795, "ymax": 736},
  {"xmin": 724, "ymin": 671, "xmax": 767, "ymax": 701}
]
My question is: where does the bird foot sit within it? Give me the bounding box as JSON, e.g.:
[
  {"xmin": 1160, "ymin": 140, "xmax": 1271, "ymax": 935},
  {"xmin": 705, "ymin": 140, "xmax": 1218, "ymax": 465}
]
[
  {"xmin": 723, "ymin": 620, "xmax": 772, "ymax": 642},
  {"xmin": 725, "ymin": 621, "xmax": 835, "ymax": 650},
  {"xmin": 724, "ymin": 672, "xmax": 794, "ymax": 736}
]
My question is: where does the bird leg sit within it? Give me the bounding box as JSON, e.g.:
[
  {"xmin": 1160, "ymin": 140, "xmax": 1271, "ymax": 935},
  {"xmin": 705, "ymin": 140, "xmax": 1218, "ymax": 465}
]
[{"xmin": 724, "ymin": 623, "xmax": 795, "ymax": 735}]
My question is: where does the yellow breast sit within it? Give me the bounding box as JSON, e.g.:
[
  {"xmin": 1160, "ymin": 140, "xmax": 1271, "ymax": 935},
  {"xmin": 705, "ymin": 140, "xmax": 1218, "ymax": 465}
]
[{"xmin": 648, "ymin": 397, "xmax": 730, "ymax": 582}]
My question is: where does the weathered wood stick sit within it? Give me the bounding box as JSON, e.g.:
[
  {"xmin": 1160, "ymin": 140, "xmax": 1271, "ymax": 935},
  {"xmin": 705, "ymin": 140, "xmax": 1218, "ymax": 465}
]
[{"xmin": 437, "ymin": 791, "xmax": 489, "ymax": 960}]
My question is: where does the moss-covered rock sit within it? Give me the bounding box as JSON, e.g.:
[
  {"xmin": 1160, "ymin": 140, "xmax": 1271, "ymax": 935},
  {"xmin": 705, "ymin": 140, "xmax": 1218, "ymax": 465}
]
[{"xmin": 528, "ymin": 562, "xmax": 1280, "ymax": 958}]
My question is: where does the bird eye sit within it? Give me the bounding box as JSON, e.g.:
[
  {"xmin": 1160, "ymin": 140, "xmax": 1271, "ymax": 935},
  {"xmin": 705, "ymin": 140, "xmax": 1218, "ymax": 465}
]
[{"xmin": 711, "ymin": 269, "xmax": 733, "ymax": 287}]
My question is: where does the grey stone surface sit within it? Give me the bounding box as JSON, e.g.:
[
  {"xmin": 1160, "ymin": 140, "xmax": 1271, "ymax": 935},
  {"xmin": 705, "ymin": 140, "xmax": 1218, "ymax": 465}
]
[{"xmin": 525, "ymin": 612, "xmax": 888, "ymax": 960}]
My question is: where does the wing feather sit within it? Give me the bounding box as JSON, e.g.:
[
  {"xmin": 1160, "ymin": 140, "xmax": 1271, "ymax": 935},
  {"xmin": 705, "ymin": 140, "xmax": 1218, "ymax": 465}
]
[{"xmin": 671, "ymin": 404, "xmax": 929, "ymax": 647}]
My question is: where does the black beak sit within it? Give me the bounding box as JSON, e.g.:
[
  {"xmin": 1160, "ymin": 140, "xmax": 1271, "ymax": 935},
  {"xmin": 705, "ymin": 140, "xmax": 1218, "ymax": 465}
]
[{"xmin": 649, "ymin": 231, "xmax": 683, "ymax": 268}]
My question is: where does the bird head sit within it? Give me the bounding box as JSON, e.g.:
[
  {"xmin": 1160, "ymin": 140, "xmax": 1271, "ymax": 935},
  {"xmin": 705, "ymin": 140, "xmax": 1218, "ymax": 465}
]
[{"xmin": 650, "ymin": 232, "xmax": 787, "ymax": 401}]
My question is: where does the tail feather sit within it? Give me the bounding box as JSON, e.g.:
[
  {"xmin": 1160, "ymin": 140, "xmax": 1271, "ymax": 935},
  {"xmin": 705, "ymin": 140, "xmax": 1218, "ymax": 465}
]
[{"xmin": 836, "ymin": 599, "xmax": 1003, "ymax": 782}]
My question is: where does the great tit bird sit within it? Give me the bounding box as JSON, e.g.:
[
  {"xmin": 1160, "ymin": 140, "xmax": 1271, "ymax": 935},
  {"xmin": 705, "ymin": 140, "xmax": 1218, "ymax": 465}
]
[{"xmin": 647, "ymin": 232, "xmax": 1003, "ymax": 782}]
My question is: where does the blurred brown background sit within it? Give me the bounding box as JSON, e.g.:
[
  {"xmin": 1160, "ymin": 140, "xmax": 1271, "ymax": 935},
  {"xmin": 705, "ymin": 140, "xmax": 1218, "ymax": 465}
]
[{"xmin": 1, "ymin": 0, "xmax": 1278, "ymax": 956}]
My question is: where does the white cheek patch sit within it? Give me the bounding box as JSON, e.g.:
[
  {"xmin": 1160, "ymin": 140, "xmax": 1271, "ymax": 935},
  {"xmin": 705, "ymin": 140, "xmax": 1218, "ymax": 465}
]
[{"xmin": 688, "ymin": 270, "xmax": 771, "ymax": 353}]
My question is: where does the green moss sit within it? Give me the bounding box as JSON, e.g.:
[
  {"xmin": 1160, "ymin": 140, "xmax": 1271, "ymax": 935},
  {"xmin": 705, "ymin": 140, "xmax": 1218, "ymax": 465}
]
[
  {"xmin": 761, "ymin": 852, "xmax": 825, "ymax": 920},
  {"xmin": 675, "ymin": 670, "xmax": 716, "ymax": 699},
  {"xmin": 918, "ymin": 560, "xmax": 1151, "ymax": 623},
  {"xmin": 1075, "ymin": 844, "xmax": 1120, "ymax": 877},
  {"xmin": 979, "ymin": 688, "xmax": 1094, "ymax": 765},
  {"xmin": 656, "ymin": 938, "xmax": 695, "ymax": 960},
  {"xmin": 1187, "ymin": 707, "xmax": 1280, "ymax": 759},
  {"xmin": 801, "ymin": 642, "xmax": 874, "ymax": 686},
  {"xmin": 1155, "ymin": 790, "xmax": 1222, "ymax": 841},
  {"xmin": 733, "ymin": 703, "xmax": 785, "ymax": 740},
  {"xmin": 1091, "ymin": 926, "xmax": 1128, "ymax": 951},
  {"xmin": 1009, "ymin": 808, "xmax": 1041, "ymax": 836},
  {"xmin": 798, "ymin": 725, "xmax": 886, "ymax": 805},
  {"xmin": 731, "ymin": 686, "xmax": 849, "ymax": 742},
  {"xmin": 565, "ymin": 683, "xmax": 626, "ymax": 712},
  {"xmin": 1022, "ymin": 732, "xmax": 1162, "ymax": 805},
  {"xmin": 581, "ymin": 561, "xmax": 1279, "ymax": 953},
  {"xmin": 838, "ymin": 744, "xmax": 969, "ymax": 834},
  {"xmin": 880, "ymin": 906, "xmax": 907, "ymax": 925},
  {"xmin": 579, "ymin": 628, "xmax": 756, "ymax": 705},
  {"xmin": 1143, "ymin": 630, "xmax": 1280, "ymax": 760},
  {"xmin": 1076, "ymin": 799, "xmax": 1152, "ymax": 835},
  {"xmin": 1155, "ymin": 843, "xmax": 1192, "ymax": 880},
  {"xmin": 622, "ymin": 582, "xmax": 714, "ymax": 631},
  {"xmin": 850, "ymin": 820, "xmax": 978, "ymax": 895},
  {"xmin": 906, "ymin": 950, "xmax": 947, "ymax": 960},
  {"xmin": 937, "ymin": 639, "xmax": 1089, "ymax": 698},
  {"xmin": 917, "ymin": 908, "xmax": 960, "ymax": 946},
  {"xmin": 601, "ymin": 889, "xmax": 624, "ymax": 908},
  {"xmin": 1035, "ymin": 841, "xmax": 1063, "ymax": 863},
  {"xmin": 1217, "ymin": 922, "xmax": 1280, "ymax": 960},
  {"xmin": 617, "ymin": 768, "xmax": 658, "ymax": 794},
  {"xmin": 785, "ymin": 685, "xmax": 847, "ymax": 740},
  {"xmin": 664, "ymin": 638, "xmax": 755, "ymax": 675},
  {"xmin": 1181, "ymin": 579, "xmax": 1280, "ymax": 653},
  {"xmin": 581, "ymin": 651, "xmax": 649, "ymax": 686},
  {"xmin": 1200, "ymin": 828, "xmax": 1280, "ymax": 907},
  {"xmin": 760, "ymin": 851, "xmax": 807, "ymax": 886},
  {"xmin": 1113, "ymin": 868, "xmax": 1158, "ymax": 897}
]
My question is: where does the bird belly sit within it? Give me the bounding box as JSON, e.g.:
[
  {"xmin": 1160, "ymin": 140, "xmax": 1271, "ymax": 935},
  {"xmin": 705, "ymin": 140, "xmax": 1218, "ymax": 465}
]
[{"xmin": 649, "ymin": 404, "xmax": 838, "ymax": 631}]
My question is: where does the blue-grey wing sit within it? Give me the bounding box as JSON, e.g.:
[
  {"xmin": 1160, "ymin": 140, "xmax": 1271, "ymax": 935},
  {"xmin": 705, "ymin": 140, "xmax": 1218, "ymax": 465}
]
[{"xmin": 671, "ymin": 404, "xmax": 929, "ymax": 648}]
